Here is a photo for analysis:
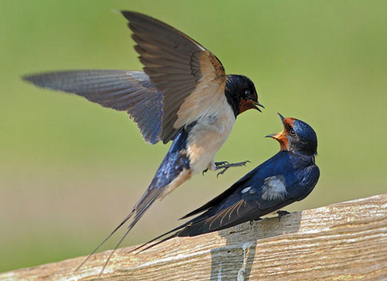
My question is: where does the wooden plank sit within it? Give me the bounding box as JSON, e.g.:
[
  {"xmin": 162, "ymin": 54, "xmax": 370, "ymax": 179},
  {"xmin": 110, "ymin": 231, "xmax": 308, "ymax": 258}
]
[{"xmin": 2, "ymin": 193, "xmax": 387, "ymax": 281}]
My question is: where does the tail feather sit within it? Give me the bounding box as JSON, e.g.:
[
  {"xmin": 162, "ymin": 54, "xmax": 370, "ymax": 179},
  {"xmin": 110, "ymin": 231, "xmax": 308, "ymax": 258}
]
[
  {"xmin": 75, "ymin": 210, "xmax": 135, "ymax": 272},
  {"xmin": 98, "ymin": 220, "xmax": 184, "ymax": 278},
  {"xmin": 97, "ymin": 224, "xmax": 134, "ymax": 278},
  {"xmin": 75, "ymin": 186, "xmax": 164, "ymax": 275},
  {"xmin": 93, "ymin": 183, "xmax": 184, "ymax": 275},
  {"xmin": 129, "ymin": 221, "xmax": 191, "ymax": 254},
  {"xmin": 76, "ymin": 129, "xmax": 190, "ymax": 275},
  {"xmin": 127, "ymin": 188, "xmax": 164, "ymax": 232}
]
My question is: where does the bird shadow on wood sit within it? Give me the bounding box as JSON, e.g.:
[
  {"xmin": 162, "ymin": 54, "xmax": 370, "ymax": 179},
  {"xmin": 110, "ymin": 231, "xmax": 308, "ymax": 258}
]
[{"xmin": 209, "ymin": 211, "xmax": 302, "ymax": 281}]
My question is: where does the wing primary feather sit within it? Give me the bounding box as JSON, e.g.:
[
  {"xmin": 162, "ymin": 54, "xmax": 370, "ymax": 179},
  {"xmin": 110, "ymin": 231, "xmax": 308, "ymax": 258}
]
[
  {"xmin": 24, "ymin": 70, "xmax": 163, "ymax": 144},
  {"xmin": 122, "ymin": 11, "xmax": 206, "ymax": 50},
  {"xmin": 133, "ymin": 39, "xmax": 192, "ymax": 62},
  {"xmin": 23, "ymin": 70, "xmax": 139, "ymax": 92},
  {"xmin": 138, "ymin": 61, "xmax": 193, "ymax": 75},
  {"xmin": 121, "ymin": 11, "xmax": 227, "ymax": 139}
]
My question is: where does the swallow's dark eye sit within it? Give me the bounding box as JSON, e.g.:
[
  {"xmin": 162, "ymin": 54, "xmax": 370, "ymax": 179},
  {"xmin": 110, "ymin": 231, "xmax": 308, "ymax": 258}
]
[
  {"xmin": 244, "ymin": 90, "xmax": 251, "ymax": 98},
  {"xmin": 285, "ymin": 124, "xmax": 296, "ymax": 136}
]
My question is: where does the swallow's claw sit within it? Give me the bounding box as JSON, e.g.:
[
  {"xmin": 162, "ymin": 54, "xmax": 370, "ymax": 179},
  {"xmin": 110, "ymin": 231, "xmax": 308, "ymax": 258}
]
[
  {"xmin": 249, "ymin": 217, "xmax": 262, "ymax": 226},
  {"xmin": 202, "ymin": 168, "xmax": 209, "ymax": 176},
  {"xmin": 214, "ymin": 160, "xmax": 250, "ymax": 177},
  {"xmin": 216, "ymin": 167, "xmax": 229, "ymax": 177},
  {"xmin": 277, "ymin": 210, "xmax": 290, "ymax": 221}
]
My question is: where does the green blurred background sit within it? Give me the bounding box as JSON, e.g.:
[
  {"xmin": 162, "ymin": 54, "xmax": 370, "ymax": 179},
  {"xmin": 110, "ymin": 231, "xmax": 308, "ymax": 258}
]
[{"xmin": 1, "ymin": 0, "xmax": 387, "ymax": 273}]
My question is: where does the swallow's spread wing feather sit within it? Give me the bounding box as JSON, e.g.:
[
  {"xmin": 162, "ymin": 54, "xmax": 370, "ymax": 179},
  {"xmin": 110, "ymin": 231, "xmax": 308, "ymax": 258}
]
[
  {"xmin": 122, "ymin": 11, "xmax": 227, "ymax": 143},
  {"xmin": 23, "ymin": 70, "xmax": 163, "ymax": 144}
]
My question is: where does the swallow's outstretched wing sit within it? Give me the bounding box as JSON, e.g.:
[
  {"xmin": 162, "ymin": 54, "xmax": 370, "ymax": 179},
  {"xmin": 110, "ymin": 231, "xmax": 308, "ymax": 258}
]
[
  {"xmin": 24, "ymin": 11, "xmax": 227, "ymax": 144},
  {"xmin": 122, "ymin": 11, "xmax": 227, "ymax": 143},
  {"xmin": 23, "ymin": 70, "xmax": 163, "ymax": 144}
]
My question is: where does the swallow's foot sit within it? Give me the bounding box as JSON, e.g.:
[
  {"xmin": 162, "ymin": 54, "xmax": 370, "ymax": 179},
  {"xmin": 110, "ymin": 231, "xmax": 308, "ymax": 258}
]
[
  {"xmin": 215, "ymin": 160, "xmax": 250, "ymax": 177},
  {"xmin": 249, "ymin": 217, "xmax": 262, "ymax": 226},
  {"xmin": 277, "ymin": 210, "xmax": 290, "ymax": 221}
]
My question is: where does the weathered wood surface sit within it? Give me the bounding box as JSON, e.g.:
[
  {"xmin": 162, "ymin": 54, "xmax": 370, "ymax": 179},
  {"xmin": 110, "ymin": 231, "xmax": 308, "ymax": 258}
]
[{"xmin": 2, "ymin": 193, "xmax": 387, "ymax": 281}]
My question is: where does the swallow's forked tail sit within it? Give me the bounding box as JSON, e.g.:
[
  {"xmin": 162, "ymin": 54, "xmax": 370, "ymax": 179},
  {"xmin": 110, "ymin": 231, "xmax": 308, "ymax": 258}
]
[
  {"xmin": 76, "ymin": 129, "xmax": 190, "ymax": 276},
  {"xmin": 75, "ymin": 186, "xmax": 164, "ymax": 276}
]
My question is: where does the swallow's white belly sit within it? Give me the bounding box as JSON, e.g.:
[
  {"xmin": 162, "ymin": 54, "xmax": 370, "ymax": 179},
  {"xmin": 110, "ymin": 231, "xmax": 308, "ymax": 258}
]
[{"xmin": 186, "ymin": 98, "xmax": 236, "ymax": 174}]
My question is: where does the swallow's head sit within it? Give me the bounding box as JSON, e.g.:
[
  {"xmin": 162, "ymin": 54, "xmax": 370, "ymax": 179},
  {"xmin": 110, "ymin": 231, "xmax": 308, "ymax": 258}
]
[
  {"xmin": 267, "ymin": 113, "xmax": 317, "ymax": 156},
  {"xmin": 225, "ymin": 75, "xmax": 264, "ymax": 116}
]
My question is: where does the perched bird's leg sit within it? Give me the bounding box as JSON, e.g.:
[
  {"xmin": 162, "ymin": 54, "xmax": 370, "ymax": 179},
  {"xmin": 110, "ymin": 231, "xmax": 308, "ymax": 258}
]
[
  {"xmin": 215, "ymin": 160, "xmax": 250, "ymax": 177},
  {"xmin": 277, "ymin": 210, "xmax": 291, "ymax": 221}
]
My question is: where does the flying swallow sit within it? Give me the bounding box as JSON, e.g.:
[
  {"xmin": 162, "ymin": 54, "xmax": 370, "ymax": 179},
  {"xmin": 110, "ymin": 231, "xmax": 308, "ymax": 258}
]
[
  {"xmin": 23, "ymin": 11, "xmax": 263, "ymax": 273},
  {"xmin": 135, "ymin": 114, "xmax": 319, "ymax": 253}
]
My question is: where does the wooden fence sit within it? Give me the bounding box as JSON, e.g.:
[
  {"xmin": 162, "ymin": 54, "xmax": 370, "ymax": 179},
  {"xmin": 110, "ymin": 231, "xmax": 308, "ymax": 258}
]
[{"xmin": 2, "ymin": 193, "xmax": 387, "ymax": 280}]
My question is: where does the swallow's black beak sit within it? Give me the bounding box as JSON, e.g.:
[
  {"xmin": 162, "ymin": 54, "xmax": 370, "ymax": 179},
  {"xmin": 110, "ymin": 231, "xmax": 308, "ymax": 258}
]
[
  {"xmin": 265, "ymin": 132, "xmax": 281, "ymax": 139},
  {"xmin": 278, "ymin": 112, "xmax": 285, "ymax": 123},
  {"xmin": 252, "ymin": 101, "xmax": 264, "ymax": 112},
  {"xmin": 265, "ymin": 113, "xmax": 286, "ymax": 139}
]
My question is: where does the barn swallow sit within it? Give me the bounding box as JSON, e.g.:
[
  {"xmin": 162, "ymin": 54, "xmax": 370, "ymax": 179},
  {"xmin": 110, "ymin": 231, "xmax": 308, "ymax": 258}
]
[
  {"xmin": 23, "ymin": 11, "xmax": 263, "ymax": 272},
  {"xmin": 134, "ymin": 114, "xmax": 319, "ymax": 253}
]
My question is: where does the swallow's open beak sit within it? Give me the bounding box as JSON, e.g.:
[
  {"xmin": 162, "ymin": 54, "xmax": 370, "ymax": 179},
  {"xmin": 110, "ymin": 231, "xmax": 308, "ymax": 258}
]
[
  {"xmin": 265, "ymin": 113, "xmax": 288, "ymax": 150},
  {"xmin": 251, "ymin": 101, "xmax": 265, "ymax": 112},
  {"xmin": 266, "ymin": 130, "xmax": 288, "ymax": 150},
  {"xmin": 265, "ymin": 113, "xmax": 286, "ymax": 139},
  {"xmin": 265, "ymin": 132, "xmax": 282, "ymax": 140}
]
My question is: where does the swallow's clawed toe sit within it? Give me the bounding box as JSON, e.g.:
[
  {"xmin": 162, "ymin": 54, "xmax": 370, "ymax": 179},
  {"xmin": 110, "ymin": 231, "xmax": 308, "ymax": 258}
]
[
  {"xmin": 276, "ymin": 210, "xmax": 291, "ymax": 221},
  {"xmin": 215, "ymin": 160, "xmax": 250, "ymax": 177}
]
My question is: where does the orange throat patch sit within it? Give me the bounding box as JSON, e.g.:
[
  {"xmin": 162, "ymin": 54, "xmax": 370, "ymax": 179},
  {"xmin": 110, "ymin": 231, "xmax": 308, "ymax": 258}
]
[{"xmin": 238, "ymin": 99, "xmax": 256, "ymax": 114}]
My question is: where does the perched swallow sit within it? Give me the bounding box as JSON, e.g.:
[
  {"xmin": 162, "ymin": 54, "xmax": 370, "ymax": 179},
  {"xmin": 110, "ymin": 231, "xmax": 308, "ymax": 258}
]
[
  {"xmin": 135, "ymin": 114, "xmax": 319, "ymax": 252},
  {"xmin": 23, "ymin": 11, "xmax": 263, "ymax": 272}
]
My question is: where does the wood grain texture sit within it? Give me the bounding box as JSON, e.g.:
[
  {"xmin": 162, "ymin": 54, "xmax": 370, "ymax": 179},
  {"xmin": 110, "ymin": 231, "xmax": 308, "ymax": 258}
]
[{"xmin": 2, "ymin": 193, "xmax": 387, "ymax": 281}]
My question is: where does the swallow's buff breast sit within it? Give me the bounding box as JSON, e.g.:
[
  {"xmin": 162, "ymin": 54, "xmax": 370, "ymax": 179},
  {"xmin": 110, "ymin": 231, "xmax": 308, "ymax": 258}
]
[{"xmin": 186, "ymin": 96, "xmax": 236, "ymax": 173}]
